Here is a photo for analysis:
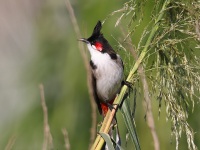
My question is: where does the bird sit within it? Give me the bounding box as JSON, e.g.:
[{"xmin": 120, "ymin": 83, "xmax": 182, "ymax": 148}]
[{"xmin": 79, "ymin": 20, "xmax": 127, "ymax": 149}]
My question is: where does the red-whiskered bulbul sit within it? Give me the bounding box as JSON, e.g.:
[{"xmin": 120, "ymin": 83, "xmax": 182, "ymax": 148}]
[
  {"xmin": 79, "ymin": 21, "xmax": 126, "ymax": 149},
  {"xmin": 79, "ymin": 21, "xmax": 124, "ymax": 115}
]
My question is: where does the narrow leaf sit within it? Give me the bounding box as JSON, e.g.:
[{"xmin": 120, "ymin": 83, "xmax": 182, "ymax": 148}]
[
  {"xmin": 121, "ymin": 100, "xmax": 141, "ymax": 150},
  {"xmin": 99, "ymin": 132, "xmax": 115, "ymax": 150}
]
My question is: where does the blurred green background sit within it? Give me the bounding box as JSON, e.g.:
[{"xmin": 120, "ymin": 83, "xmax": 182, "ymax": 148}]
[{"xmin": 0, "ymin": 0, "xmax": 199, "ymax": 149}]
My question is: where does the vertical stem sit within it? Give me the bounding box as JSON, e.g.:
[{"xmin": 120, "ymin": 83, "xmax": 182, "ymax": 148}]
[
  {"xmin": 39, "ymin": 84, "xmax": 53, "ymax": 150},
  {"xmin": 65, "ymin": 0, "xmax": 97, "ymax": 148}
]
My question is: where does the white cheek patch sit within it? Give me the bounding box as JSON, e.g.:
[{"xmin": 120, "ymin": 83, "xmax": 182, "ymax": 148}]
[
  {"xmin": 87, "ymin": 44, "xmax": 102, "ymax": 57},
  {"xmin": 92, "ymin": 45, "xmax": 97, "ymax": 50}
]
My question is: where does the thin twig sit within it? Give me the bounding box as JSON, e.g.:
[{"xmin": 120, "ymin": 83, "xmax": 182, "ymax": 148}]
[
  {"xmin": 65, "ymin": 0, "xmax": 97, "ymax": 148},
  {"xmin": 195, "ymin": 19, "xmax": 200, "ymax": 41},
  {"xmin": 138, "ymin": 66, "xmax": 160, "ymax": 150},
  {"xmin": 62, "ymin": 128, "xmax": 71, "ymax": 150},
  {"xmin": 125, "ymin": 32, "xmax": 160, "ymax": 150},
  {"xmin": 5, "ymin": 134, "xmax": 16, "ymax": 150},
  {"xmin": 39, "ymin": 84, "xmax": 53, "ymax": 150}
]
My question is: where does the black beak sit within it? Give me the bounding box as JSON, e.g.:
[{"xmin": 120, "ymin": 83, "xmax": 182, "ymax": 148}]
[{"xmin": 78, "ymin": 38, "xmax": 89, "ymax": 44}]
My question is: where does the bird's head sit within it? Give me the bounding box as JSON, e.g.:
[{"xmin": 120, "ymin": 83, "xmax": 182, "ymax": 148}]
[{"xmin": 79, "ymin": 21, "xmax": 111, "ymax": 53}]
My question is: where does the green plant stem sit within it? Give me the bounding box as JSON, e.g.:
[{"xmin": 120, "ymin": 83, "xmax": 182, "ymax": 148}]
[{"xmin": 91, "ymin": 0, "xmax": 170, "ymax": 149}]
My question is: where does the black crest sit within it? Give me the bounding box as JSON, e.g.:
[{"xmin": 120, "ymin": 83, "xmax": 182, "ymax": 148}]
[
  {"xmin": 87, "ymin": 21, "xmax": 103, "ymax": 42},
  {"xmin": 92, "ymin": 21, "xmax": 102, "ymax": 36}
]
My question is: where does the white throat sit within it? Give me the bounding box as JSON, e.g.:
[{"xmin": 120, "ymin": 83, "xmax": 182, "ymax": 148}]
[{"xmin": 87, "ymin": 43, "xmax": 123, "ymax": 102}]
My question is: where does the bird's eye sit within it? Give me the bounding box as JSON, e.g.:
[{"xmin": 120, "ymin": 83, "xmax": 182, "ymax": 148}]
[{"xmin": 92, "ymin": 42, "xmax": 103, "ymax": 51}]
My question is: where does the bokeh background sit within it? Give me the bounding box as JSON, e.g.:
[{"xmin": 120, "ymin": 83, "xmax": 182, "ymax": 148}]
[{"xmin": 0, "ymin": 0, "xmax": 199, "ymax": 149}]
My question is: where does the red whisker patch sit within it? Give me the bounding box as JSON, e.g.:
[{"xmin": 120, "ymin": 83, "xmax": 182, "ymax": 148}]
[{"xmin": 95, "ymin": 42, "xmax": 103, "ymax": 51}]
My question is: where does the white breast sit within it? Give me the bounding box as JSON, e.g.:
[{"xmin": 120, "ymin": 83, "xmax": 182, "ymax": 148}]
[{"xmin": 87, "ymin": 44, "xmax": 123, "ymax": 102}]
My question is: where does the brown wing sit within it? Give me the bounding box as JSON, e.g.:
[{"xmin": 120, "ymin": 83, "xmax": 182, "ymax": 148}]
[{"xmin": 91, "ymin": 73, "xmax": 102, "ymax": 115}]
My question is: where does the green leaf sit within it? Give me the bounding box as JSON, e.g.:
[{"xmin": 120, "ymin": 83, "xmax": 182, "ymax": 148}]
[
  {"xmin": 121, "ymin": 100, "xmax": 141, "ymax": 150},
  {"xmin": 99, "ymin": 132, "xmax": 115, "ymax": 150}
]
